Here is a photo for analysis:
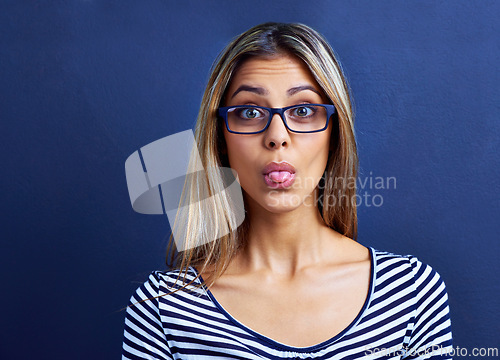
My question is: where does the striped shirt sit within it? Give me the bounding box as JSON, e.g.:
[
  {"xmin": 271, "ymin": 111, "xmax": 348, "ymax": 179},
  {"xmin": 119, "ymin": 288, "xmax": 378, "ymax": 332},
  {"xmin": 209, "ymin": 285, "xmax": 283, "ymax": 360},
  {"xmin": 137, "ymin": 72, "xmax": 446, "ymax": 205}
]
[{"xmin": 122, "ymin": 248, "xmax": 453, "ymax": 359}]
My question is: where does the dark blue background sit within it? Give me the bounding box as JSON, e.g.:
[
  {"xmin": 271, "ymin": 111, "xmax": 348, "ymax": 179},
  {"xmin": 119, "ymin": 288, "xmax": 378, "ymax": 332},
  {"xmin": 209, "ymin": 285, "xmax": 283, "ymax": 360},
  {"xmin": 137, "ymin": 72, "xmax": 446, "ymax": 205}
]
[{"xmin": 2, "ymin": 1, "xmax": 498, "ymax": 358}]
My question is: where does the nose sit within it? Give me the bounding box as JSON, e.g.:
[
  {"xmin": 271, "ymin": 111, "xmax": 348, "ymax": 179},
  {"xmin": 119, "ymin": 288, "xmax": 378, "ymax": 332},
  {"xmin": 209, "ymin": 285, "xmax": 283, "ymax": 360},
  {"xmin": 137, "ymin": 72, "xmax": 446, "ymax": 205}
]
[{"xmin": 264, "ymin": 113, "xmax": 290, "ymax": 149}]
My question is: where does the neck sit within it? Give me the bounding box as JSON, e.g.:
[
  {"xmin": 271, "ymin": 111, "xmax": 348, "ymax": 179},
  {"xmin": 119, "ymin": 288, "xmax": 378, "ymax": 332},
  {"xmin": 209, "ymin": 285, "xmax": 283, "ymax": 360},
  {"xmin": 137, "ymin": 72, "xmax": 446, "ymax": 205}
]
[{"xmin": 237, "ymin": 198, "xmax": 339, "ymax": 277}]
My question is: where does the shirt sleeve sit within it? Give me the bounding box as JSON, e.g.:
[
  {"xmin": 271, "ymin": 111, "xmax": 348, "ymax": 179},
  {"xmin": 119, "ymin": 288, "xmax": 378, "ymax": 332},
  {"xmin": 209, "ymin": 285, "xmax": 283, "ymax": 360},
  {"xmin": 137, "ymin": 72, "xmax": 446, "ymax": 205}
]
[
  {"xmin": 403, "ymin": 257, "xmax": 453, "ymax": 359},
  {"xmin": 122, "ymin": 271, "xmax": 173, "ymax": 360}
]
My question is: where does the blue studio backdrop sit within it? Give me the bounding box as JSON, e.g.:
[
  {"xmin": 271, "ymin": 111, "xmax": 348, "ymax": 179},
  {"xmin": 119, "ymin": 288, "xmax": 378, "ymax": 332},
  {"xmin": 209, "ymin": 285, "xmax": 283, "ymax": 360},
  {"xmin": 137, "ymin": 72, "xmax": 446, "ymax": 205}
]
[{"xmin": 1, "ymin": 1, "xmax": 499, "ymax": 359}]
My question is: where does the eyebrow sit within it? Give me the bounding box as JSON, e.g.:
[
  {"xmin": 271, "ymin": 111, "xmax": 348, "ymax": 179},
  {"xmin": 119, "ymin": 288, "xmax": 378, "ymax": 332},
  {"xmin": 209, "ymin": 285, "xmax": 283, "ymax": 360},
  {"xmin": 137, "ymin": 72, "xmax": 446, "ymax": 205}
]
[
  {"xmin": 230, "ymin": 85, "xmax": 268, "ymax": 99},
  {"xmin": 287, "ymin": 85, "xmax": 321, "ymax": 97},
  {"xmin": 230, "ymin": 84, "xmax": 322, "ymax": 99}
]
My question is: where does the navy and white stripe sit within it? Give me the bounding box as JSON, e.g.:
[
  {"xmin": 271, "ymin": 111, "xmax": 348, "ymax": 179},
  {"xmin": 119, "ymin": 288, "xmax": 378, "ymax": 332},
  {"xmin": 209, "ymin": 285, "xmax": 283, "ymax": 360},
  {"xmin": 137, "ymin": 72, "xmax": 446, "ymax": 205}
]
[{"xmin": 122, "ymin": 248, "xmax": 452, "ymax": 359}]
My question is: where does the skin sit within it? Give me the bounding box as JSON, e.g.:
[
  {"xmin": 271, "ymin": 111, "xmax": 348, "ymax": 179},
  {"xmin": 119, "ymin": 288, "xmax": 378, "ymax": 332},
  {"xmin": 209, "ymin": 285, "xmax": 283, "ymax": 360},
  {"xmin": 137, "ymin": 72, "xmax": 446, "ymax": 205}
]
[{"xmin": 205, "ymin": 54, "xmax": 371, "ymax": 347}]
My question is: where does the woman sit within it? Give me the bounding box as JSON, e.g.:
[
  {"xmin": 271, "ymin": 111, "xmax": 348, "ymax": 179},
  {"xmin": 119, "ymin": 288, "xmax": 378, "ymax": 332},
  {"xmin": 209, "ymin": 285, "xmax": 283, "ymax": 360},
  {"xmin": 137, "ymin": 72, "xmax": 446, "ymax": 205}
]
[{"xmin": 122, "ymin": 22, "xmax": 452, "ymax": 359}]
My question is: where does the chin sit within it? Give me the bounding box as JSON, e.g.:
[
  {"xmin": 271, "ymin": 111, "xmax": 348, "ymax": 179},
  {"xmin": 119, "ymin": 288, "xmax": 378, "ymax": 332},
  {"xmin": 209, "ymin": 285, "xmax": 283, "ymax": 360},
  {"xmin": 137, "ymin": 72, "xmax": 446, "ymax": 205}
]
[
  {"xmin": 261, "ymin": 203, "xmax": 298, "ymax": 214},
  {"xmin": 243, "ymin": 187, "xmax": 318, "ymax": 215},
  {"xmin": 260, "ymin": 192, "xmax": 312, "ymax": 213}
]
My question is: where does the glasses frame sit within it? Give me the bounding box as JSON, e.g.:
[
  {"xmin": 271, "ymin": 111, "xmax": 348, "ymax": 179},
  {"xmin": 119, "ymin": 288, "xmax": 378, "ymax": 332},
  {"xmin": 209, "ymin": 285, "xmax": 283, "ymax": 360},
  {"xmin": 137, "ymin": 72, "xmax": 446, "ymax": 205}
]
[{"xmin": 218, "ymin": 104, "xmax": 336, "ymax": 134}]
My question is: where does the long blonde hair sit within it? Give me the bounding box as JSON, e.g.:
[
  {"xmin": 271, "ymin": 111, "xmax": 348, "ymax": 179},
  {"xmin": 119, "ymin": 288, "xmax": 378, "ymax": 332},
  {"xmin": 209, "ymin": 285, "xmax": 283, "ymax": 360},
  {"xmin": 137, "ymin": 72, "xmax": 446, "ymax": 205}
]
[{"xmin": 168, "ymin": 22, "xmax": 358, "ymax": 289}]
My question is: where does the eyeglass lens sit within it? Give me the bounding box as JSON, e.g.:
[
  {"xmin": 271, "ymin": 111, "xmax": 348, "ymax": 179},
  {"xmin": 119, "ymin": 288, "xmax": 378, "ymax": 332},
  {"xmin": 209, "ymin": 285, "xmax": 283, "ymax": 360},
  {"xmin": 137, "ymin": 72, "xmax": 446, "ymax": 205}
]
[{"xmin": 226, "ymin": 105, "xmax": 328, "ymax": 133}]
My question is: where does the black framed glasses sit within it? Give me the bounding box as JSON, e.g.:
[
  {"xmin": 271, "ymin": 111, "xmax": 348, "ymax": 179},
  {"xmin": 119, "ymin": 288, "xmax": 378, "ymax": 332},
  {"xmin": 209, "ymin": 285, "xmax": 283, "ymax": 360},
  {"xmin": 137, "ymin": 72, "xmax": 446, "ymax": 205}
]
[{"xmin": 218, "ymin": 104, "xmax": 336, "ymax": 134}]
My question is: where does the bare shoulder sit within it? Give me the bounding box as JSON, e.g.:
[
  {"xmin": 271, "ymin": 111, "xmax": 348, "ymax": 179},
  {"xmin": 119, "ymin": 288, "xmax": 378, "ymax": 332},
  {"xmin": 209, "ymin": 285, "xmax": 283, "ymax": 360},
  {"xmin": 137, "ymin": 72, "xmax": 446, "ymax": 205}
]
[{"xmin": 321, "ymin": 226, "xmax": 370, "ymax": 265}]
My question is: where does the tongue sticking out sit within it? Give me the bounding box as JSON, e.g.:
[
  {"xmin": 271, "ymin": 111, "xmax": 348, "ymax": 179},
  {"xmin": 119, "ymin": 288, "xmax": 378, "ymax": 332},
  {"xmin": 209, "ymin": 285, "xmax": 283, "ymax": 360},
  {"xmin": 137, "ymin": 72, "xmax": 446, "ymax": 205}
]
[{"xmin": 268, "ymin": 170, "xmax": 293, "ymax": 183}]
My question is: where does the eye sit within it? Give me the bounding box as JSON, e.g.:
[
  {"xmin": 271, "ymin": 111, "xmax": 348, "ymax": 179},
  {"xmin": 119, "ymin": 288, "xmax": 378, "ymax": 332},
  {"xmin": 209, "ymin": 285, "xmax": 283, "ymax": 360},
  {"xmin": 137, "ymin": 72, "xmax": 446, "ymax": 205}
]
[
  {"xmin": 292, "ymin": 106, "xmax": 314, "ymax": 117},
  {"xmin": 237, "ymin": 107, "xmax": 264, "ymax": 119}
]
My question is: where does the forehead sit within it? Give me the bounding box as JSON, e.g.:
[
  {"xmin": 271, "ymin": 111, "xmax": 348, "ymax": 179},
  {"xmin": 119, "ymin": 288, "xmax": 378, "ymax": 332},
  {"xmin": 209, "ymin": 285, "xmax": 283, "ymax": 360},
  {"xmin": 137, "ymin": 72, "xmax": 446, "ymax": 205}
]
[
  {"xmin": 227, "ymin": 54, "xmax": 321, "ymax": 94},
  {"xmin": 234, "ymin": 54, "xmax": 311, "ymax": 77}
]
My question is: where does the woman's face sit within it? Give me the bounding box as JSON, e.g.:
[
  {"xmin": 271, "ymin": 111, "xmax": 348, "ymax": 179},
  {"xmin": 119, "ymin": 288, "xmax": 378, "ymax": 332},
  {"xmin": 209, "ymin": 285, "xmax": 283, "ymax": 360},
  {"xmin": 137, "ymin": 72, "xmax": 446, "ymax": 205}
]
[{"xmin": 223, "ymin": 54, "xmax": 332, "ymax": 214}]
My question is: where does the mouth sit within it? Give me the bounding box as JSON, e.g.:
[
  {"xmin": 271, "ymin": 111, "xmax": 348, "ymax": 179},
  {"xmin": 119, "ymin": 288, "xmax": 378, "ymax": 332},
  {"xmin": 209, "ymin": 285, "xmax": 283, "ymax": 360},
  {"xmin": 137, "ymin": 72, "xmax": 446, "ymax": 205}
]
[{"xmin": 262, "ymin": 162, "xmax": 296, "ymax": 189}]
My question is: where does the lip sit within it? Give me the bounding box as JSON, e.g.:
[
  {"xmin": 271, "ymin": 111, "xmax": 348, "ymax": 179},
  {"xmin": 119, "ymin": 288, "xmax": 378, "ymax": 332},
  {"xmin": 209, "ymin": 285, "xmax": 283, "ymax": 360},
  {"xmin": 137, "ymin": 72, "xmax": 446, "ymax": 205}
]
[
  {"xmin": 262, "ymin": 162, "xmax": 296, "ymax": 189},
  {"xmin": 262, "ymin": 162, "xmax": 296, "ymax": 175}
]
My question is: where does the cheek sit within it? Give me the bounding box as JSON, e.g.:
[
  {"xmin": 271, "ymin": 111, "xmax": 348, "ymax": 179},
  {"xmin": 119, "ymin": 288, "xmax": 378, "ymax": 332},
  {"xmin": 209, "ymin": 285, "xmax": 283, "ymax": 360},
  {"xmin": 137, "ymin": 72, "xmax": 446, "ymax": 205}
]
[
  {"xmin": 223, "ymin": 132, "xmax": 238, "ymax": 166},
  {"xmin": 304, "ymin": 132, "xmax": 331, "ymax": 164},
  {"xmin": 299, "ymin": 135, "xmax": 332, "ymax": 191},
  {"xmin": 223, "ymin": 133, "xmax": 254, "ymax": 175},
  {"xmin": 319, "ymin": 127, "xmax": 333, "ymax": 161}
]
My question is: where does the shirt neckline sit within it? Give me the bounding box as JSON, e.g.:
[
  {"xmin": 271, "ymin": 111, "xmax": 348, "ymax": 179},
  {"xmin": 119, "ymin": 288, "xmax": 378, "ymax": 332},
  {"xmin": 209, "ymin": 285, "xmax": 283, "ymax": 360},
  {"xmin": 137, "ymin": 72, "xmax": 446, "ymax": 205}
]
[{"xmin": 191, "ymin": 246, "xmax": 376, "ymax": 353}]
